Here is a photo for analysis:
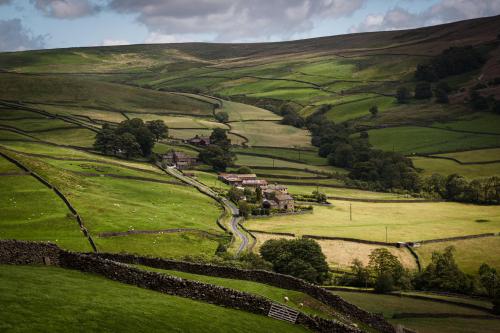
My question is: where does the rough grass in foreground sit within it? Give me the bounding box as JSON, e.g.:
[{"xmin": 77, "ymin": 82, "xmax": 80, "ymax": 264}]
[{"xmin": 0, "ymin": 265, "xmax": 309, "ymax": 333}]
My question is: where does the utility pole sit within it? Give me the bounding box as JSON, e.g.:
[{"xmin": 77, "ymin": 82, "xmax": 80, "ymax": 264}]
[
  {"xmin": 272, "ymin": 158, "xmax": 275, "ymax": 168},
  {"xmin": 298, "ymin": 149, "xmax": 301, "ymax": 162},
  {"xmin": 385, "ymin": 226, "xmax": 388, "ymax": 243},
  {"xmin": 350, "ymin": 203, "xmax": 352, "ymax": 221}
]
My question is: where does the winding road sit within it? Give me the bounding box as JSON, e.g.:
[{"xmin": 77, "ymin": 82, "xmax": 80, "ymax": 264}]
[{"xmin": 161, "ymin": 165, "xmax": 250, "ymax": 256}]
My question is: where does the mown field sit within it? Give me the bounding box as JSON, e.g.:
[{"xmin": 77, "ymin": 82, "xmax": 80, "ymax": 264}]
[
  {"xmin": 0, "ymin": 265, "xmax": 308, "ymax": 333},
  {"xmin": 246, "ymin": 202, "xmax": 500, "ymax": 242}
]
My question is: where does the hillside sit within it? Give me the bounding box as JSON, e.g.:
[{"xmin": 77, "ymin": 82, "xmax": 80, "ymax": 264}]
[{"xmin": 1, "ymin": 14, "xmax": 500, "ymax": 333}]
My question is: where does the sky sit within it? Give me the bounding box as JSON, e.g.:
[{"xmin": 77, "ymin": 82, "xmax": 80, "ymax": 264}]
[{"xmin": 0, "ymin": 0, "xmax": 500, "ymax": 52}]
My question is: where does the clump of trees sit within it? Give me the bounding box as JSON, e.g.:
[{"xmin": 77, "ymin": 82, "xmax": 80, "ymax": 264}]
[
  {"xmin": 280, "ymin": 103, "xmax": 305, "ymax": 128},
  {"xmin": 415, "ymin": 46, "xmax": 485, "ymax": 82},
  {"xmin": 94, "ymin": 119, "xmax": 168, "ymax": 158},
  {"xmin": 307, "ymin": 113, "xmax": 420, "ymax": 192},
  {"xmin": 369, "ymin": 105, "xmax": 378, "ymax": 118},
  {"xmin": 423, "ymin": 173, "xmax": 500, "ymax": 205},
  {"xmin": 260, "ymin": 238, "xmax": 329, "ymax": 284},
  {"xmin": 198, "ymin": 128, "xmax": 235, "ymax": 172},
  {"xmin": 215, "ymin": 111, "xmax": 229, "ymax": 123},
  {"xmin": 469, "ymin": 86, "xmax": 500, "ymax": 114}
]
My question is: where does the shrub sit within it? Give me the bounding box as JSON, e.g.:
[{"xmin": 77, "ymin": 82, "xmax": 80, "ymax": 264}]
[
  {"xmin": 375, "ymin": 273, "xmax": 395, "ymax": 293},
  {"xmin": 414, "ymin": 82, "xmax": 433, "ymax": 99}
]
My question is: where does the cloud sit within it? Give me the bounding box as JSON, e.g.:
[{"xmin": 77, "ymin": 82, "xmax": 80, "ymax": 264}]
[
  {"xmin": 108, "ymin": 0, "xmax": 365, "ymax": 42},
  {"xmin": 0, "ymin": 0, "xmax": 12, "ymax": 5},
  {"xmin": 31, "ymin": 0, "xmax": 100, "ymax": 19},
  {"xmin": 0, "ymin": 18, "xmax": 47, "ymax": 52},
  {"xmin": 350, "ymin": 0, "xmax": 500, "ymax": 33},
  {"xmin": 101, "ymin": 39, "xmax": 130, "ymax": 46}
]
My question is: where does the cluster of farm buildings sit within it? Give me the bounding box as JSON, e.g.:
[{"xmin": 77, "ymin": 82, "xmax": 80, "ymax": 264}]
[{"xmin": 219, "ymin": 173, "xmax": 295, "ymax": 211}]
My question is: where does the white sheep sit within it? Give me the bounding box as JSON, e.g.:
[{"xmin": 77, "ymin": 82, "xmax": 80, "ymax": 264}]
[{"xmin": 284, "ymin": 296, "xmax": 289, "ymax": 302}]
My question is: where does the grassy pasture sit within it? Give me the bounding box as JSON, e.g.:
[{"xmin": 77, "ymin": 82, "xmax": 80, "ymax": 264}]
[
  {"xmin": 325, "ymin": 96, "xmax": 395, "ymax": 122},
  {"xmin": 235, "ymin": 154, "xmax": 345, "ymax": 174},
  {"xmin": 222, "ymin": 101, "xmax": 281, "ymax": 121},
  {"xmin": 367, "ymin": 126, "xmax": 500, "ymax": 154},
  {"xmin": 0, "ymin": 108, "xmax": 47, "ymax": 119},
  {"xmin": 0, "ymin": 73, "xmax": 214, "ymax": 115},
  {"xmin": 233, "ymin": 146, "xmax": 327, "ymax": 165},
  {"xmin": 436, "ymin": 148, "xmax": 500, "ymax": 163},
  {"xmin": 246, "ymin": 202, "xmax": 500, "ymax": 242},
  {"xmin": 0, "ymin": 129, "xmax": 36, "ymax": 141},
  {"xmin": 0, "ymin": 167, "xmax": 91, "ymax": 252},
  {"xmin": 0, "ymin": 156, "xmax": 19, "ymax": 173},
  {"xmin": 286, "ymin": 185, "xmax": 418, "ymax": 200},
  {"xmin": 229, "ymin": 120, "xmax": 312, "ymax": 148},
  {"xmin": 334, "ymin": 291, "xmax": 499, "ymax": 333},
  {"xmin": 415, "ymin": 237, "xmax": 500, "ymax": 274},
  {"xmin": 147, "ymin": 267, "xmax": 339, "ymax": 320},
  {"xmin": 412, "ymin": 156, "xmax": 500, "ymax": 178},
  {"xmin": 10, "ymin": 151, "xmax": 222, "ymax": 236},
  {"xmin": 0, "ymin": 265, "xmax": 308, "ymax": 333},
  {"xmin": 0, "ymin": 118, "xmax": 76, "ymax": 132},
  {"xmin": 125, "ymin": 113, "xmax": 227, "ymax": 129},
  {"xmin": 33, "ymin": 128, "xmax": 97, "ymax": 147},
  {"xmin": 96, "ymin": 232, "xmax": 221, "ymax": 259},
  {"xmin": 432, "ymin": 113, "xmax": 500, "ymax": 135}
]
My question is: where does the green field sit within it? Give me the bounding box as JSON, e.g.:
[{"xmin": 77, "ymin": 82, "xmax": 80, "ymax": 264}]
[
  {"xmin": 230, "ymin": 121, "xmax": 312, "ymax": 148},
  {"xmin": 235, "ymin": 154, "xmax": 346, "ymax": 174},
  {"xmin": 246, "ymin": 202, "xmax": 500, "ymax": 242},
  {"xmin": 286, "ymin": 185, "xmax": 419, "ymax": 200},
  {"xmin": 0, "ymin": 265, "xmax": 308, "ymax": 333},
  {"xmin": 415, "ymin": 237, "xmax": 500, "ymax": 274},
  {"xmin": 0, "ymin": 157, "xmax": 91, "ymax": 252},
  {"xmin": 436, "ymin": 148, "xmax": 500, "ymax": 163},
  {"xmin": 140, "ymin": 266, "xmax": 339, "ymax": 320},
  {"xmin": 233, "ymin": 147, "xmax": 327, "ymax": 165},
  {"xmin": 334, "ymin": 291, "xmax": 499, "ymax": 333},
  {"xmin": 367, "ymin": 126, "xmax": 500, "ymax": 154},
  {"xmin": 325, "ymin": 96, "xmax": 395, "ymax": 122},
  {"xmin": 413, "ymin": 156, "xmax": 500, "ymax": 178}
]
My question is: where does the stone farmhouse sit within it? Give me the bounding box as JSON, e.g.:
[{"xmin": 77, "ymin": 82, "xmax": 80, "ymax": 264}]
[
  {"xmin": 187, "ymin": 135, "xmax": 211, "ymax": 146},
  {"xmin": 162, "ymin": 151, "xmax": 198, "ymax": 170}
]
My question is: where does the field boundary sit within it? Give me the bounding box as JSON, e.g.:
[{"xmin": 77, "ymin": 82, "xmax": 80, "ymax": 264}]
[
  {"xmin": 417, "ymin": 153, "xmax": 500, "ymax": 165},
  {"xmin": 0, "ymin": 151, "xmax": 97, "ymax": 252},
  {"xmin": 0, "ymin": 240, "xmax": 382, "ymax": 333},
  {"xmin": 98, "ymin": 228, "xmax": 225, "ymax": 239}
]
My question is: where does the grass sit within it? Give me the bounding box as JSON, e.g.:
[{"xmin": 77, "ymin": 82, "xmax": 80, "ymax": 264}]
[
  {"xmin": 188, "ymin": 170, "xmax": 232, "ymax": 190},
  {"xmin": 235, "ymin": 154, "xmax": 346, "ymax": 174},
  {"xmin": 34, "ymin": 128, "xmax": 97, "ymax": 147},
  {"xmin": 285, "ymin": 185, "xmax": 418, "ymax": 200},
  {"xmin": 432, "ymin": 113, "xmax": 500, "ymax": 135},
  {"xmin": 412, "ymin": 156, "xmax": 500, "ymax": 179},
  {"xmin": 333, "ymin": 291, "xmax": 488, "ymax": 318},
  {"xmin": 436, "ymin": 148, "xmax": 500, "ymax": 163},
  {"xmin": 325, "ymin": 96, "xmax": 395, "ymax": 122},
  {"xmin": 0, "ymin": 118, "xmax": 75, "ymax": 132},
  {"xmin": 7, "ymin": 151, "xmax": 223, "ymax": 250},
  {"xmin": 390, "ymin": 317, "xmax": 500, "ymax": 333},
  {"xmin": 0, "ymin": 156, "xmax": 19, "ymax": 173},
  {"xmin": 233, "ymin": 146, "xmax": 327, "ymax": 166},
  {"xmin": 415, "ymin": 237, "xmax": 500, "ymax": 274},
  {"xmin": 367, "ymin": 126, "xmax": 500, "ymax": 154},
  {"xmin": 0, "ymin": 265, "xmax": 309, "ymax": 333},
  {"xmin": 139, "ymin": 266, "xmax": 338, "ymax": 319},
  {"xmin": 229, "ymin": 121, "xmax": 312, "ymax": 148},
  {"xmin": 0, "ymin": 161, "xmax": 91, "ymax": 252},
  {"xmin": 245, "ymin": 202, "xmax": 500, "ymax": 242},
  {"xmin": 95, "ymin": 232, "xmax": 222, "ymax": 259},
  {"xmin": 222, "ymin": 101, "xmax": 281, "ymax": 121}
]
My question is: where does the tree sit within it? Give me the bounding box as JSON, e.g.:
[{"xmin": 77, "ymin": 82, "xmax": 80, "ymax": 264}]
[
  {"xmin": 350, "ymin": 259, "xmax": 371, "ymax": 288},
  {"xmin": 146, "ymin": 120, "xmax": 168, "ymax": 141},
  {"xmin": 255, "ymin": 187, "xmax": 263, "ymax": 203},
  {"xmin": 115, "ymin": 118, "xmax": 155, "ymax": 156},
  {"xmin": 198, "ymin": 145, "xmax": 234, "ymax": 172},
  {"xmin": 260, "ymin": 238, "xmax": 329, "ymax": 284},
  {"xmin": 415, "ymin": 246, "xmax": 473, "ymax": 293},
  {"xmin": 215, "ymin": 111, "xmax": 229, "ymax": 123},
  {"xmin": 414, "ymin": 82, "xmax": 433, "ymax": 99},
  {"xmin": 94, "ymin": 125, "xmax": 118, "ymax": 155},
  {"xmin": 375, "ymin": 272, "xmax": 395, "ymax": 293},
  {"xmin": 369, "ymin": 105, "xmax": 379, "ymax": 117},
  {"xmin": 237, "ymin": 166, "xmax": 253, "ymax": 174},
  {"xmin": 238, "ymin": 200, "xmax": 250, "ymax": 218},
  {"xmin": 479, "ymin": 264, "xmax": 499, "ymax": 298},
  {"xmin": 434, "ymin": 87, "xmax": 449, "ymax": 104},
  {"xmin": 210, "ymin": 128, "xmax": 231, "ymax": 148},
  {"xmin": 368, "ymin": 248, "xmax": 409, "ymax": 291},
  {"xmin": 330, "ymin": 143, "xmax": 354, "ymax": 168},
  {"xmin": 227, "ymin": 187, "xmax": 244, "ymax": 203},
  {"xmin": 396, "ymin": 87, "xmax": 411, "ymax": 104},
  {"xmin": 116, "ymin": 133, "xmax": 141, "ymax": 158}
]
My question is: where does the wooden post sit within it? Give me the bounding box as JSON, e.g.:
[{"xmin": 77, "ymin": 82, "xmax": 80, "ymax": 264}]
[
  {"xmin": 386, "ymin": 226, "xmax": 388, "ymax": 243},
  {"xmin": 350, "ymin": 203, "xmax": 352, "ymax": 221}
]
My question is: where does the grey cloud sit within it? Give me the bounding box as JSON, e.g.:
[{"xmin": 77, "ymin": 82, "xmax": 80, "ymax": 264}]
[
  {"xmin": 350, "ymin": 0, "xmax": 500, "ymax": 33},
  {"xmin": 31, "ymin": 0, "xmax": 101, "ymax": 19},
  {"xmin": 0, "ymin": 19, "xmax": 46, "ymax": 52},
  {"xmin": 109, "ymin": 0, "xmax": 365, "ymax": 42},
  {"xmin": 0, "ymin": 0, "xmax": 12, "ymax": 5}
]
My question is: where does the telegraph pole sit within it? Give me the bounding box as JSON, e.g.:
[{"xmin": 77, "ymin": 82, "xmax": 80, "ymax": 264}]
[
  {"xmin": 385, "ymin": 226, "xmax": 388, "ymax": 243},
  {"xmin": 350, "ymin": 203, "xmax": 352, "ymax": 221}
]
